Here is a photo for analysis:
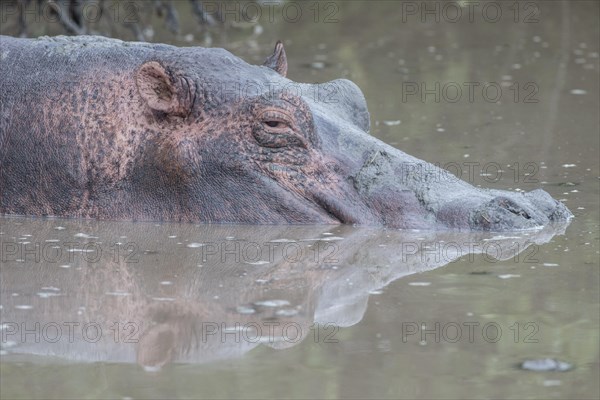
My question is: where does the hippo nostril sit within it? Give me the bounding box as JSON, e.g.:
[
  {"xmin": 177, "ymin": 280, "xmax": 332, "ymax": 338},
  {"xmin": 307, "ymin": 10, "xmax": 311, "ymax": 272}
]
[
  {"xmin": 470, "ymin": 196, "xmax": 541, "ymax": 231},
  {"xmin": 495, "ymin": 197, "xmax": 531, "ymax": 219}
]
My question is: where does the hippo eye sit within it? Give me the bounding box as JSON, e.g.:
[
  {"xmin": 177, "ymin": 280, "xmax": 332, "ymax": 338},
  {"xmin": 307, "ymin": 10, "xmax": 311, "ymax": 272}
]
[
  {"xmin": 255, "ymin": 109, "xmax": 307, "ymax": 149},
  {"xmin": 259, "ymin": 110, "xmax": 293, "ymax": 133}
]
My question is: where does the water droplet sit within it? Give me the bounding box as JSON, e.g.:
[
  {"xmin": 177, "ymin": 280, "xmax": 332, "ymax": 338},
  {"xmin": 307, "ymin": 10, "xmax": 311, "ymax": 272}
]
[
  {"xmin": 275, "ymin": 309, "xmax": 298, "ymax": 317},
  {"xmin": 498, "ymin": 274, "xmax": 520, "ymax": 279},
  {"xmin": 254, "ymin": 300, "xmax": 290, "ymax": 307},
  {"xmin": 236, "ymin": 305, "xmax": 256, "ymax": 315}
]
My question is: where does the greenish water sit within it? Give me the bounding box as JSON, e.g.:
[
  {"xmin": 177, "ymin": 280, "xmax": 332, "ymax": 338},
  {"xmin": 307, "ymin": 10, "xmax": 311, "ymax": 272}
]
[{"xmin": 1, "ymin": 1, "xmax": 599, "ymax": 399}]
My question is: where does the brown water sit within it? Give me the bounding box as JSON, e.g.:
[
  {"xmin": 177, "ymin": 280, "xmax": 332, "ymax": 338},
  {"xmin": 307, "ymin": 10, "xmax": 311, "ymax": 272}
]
[{"xmin": 1, "ymin": 1, "xmax": 598, "ymax": 399}]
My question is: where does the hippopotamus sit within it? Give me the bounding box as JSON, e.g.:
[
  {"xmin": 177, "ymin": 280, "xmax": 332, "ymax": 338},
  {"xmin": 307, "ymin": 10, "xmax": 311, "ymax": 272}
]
[{"xmin": 0, "ymin": 35, "xmax": 572, "ymax": 230}]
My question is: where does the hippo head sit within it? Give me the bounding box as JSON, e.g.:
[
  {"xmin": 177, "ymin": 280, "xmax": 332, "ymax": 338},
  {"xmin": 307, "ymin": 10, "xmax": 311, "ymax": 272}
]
[{"xmin": 131, "ymin": 42, "xmax": 572, "ymax": 230}]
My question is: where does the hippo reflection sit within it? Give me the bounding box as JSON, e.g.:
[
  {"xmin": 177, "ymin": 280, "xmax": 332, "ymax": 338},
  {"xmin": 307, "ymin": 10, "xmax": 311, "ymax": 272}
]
[
  {"xmin": 0, "ymin": 35, "xmax": 572, "ymax": 230},
  {"xmin": 0, "ymin": 218, "xmax": 569, "ymax": 369}
]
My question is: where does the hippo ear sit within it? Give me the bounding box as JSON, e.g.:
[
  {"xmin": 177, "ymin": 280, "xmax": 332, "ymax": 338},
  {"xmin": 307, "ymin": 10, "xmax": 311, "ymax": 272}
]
[
  {"xmin": 135, "ymin": 61, "xmax": 195, "ymax": 117},
  {"xmin": 263, "ymin": 41, "xmax": 288, "ymax": 77}
]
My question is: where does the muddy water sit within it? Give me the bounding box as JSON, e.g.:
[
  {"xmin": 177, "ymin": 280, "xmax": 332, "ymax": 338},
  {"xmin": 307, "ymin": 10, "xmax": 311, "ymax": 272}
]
[{"xmin": 1, "ymin": 1, "xmax": 598, "ymax": 399}]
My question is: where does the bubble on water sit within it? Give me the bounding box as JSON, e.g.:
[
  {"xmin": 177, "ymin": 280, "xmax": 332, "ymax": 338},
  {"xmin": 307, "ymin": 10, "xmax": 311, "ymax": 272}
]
[
  {"xmin": 258, "ymin": 335, "xmax": 286, "ymax": 343},
  {"xmin": 498, "ymin": 274, "xmax": 521, "ymax": 279},
  {"xmin": 37, "ymin": 292, "xmax": 61, "ymax": 298},
  {"xmin": 383, "ymin": 120, "xmax": 401, "ymax": 126},
  {"xmin": 543, "ymin": 263, "xmax": 559, "ymax": 267},
  {"xmin": 569, "ymin": 89, "xmax": 586, "ymax": 95},
  {"xmin": 45, "ymin": 239, "xmax": 60, "ymax": 242},
  {"xmin": 436, "ymin": 128, "xmax": 445, "ymax": 132},
  {"xmin": 160, "ymin": 281, "xmax": 173, "ymax": 285},
  {"xmin": 54, "ymin": 226, "xmax": 66, "ymax": 230},
  {"xmin": 589, "ymin": 52, "xmax": 599, "ymax": 58},
  {"xmin": 254, "ymin": 300, "xmax": 290, "ymax": 307},
  {"xmin": 487, "ymin": 235, "xmax": 523, "ymax": 240},
  {"xmin": 562, "ymin": 164, "xmax": 577, "ymax": 168},
  {"xmin": 105, "ymin": 292, "xmax": 131, "ymax": 297},
  {"xmin": 223, "ymin": 325, "xmax": 247, "ymax": 333},
  {"xmin": 143, "ymin": 365, "xmax": 162, "ymax": 373},
  {"xmin": 574, "ymin": 58, "xmax": 586, "ymax": 64},
  {"xmin": 520, "ymin": 358, "xmax": 573, "ymax": 372},
  {"xmin": 321, "ymin": 236, "xmax": 344, "ymax": 241},
  {"xmin": 409, "ymin": 282, "xmax": 431, "ymax": 286},
  {"xmin": 236, "ymin": 305, "xmax": 256, "ymax": 315},
  {"xmin": 369, "ymin": 290, "xmax": 383, "ymax": 295},
  {"xmin": 511, "ymin": 63, "xmax": 522, "ymax": 70},
  {"xmin": 246, "ymin": 261, "xmax": 270, "ymax": 265},
  {"xmin": 68, "ymin": 248, "xmax": 95, "ymax": 253},
  {"xmin": 59, "ymin": 265, "xmax": 71, "ymax": 269},
  {"xmin": 186, "ymin": 242, "xmax": 204, "ymax": 248},
  {"xmin": 74, "ymin": 233, "xmax": 97, "ymax": 239},
  {"xmin": 276, "ymin": 309, "xmax": 299, "ymax": 317},
  {"xmin": 269, "ymin": 239, "xmax": 296, "ymax": 243},
  {"xmin": 152, "ymin": 297, "xmax": 175, "ymax": 302},
  {"xmin": 532, "ymin": 36, "xmax": 541, "ymax": 43},
  {"xmin": 501, "ymin": 75, "xmax": 512, "ymax": 81},
  {"xmin": 15, "ymin": 305, "xmax": 33, "ymax": 310},
  {"xmin": 168, "ymin": 235, "xmax": 177, "ymax": 239},
  {"xmin": 427, "ymin": 46, "xmax": 436, "ymax": 53}
]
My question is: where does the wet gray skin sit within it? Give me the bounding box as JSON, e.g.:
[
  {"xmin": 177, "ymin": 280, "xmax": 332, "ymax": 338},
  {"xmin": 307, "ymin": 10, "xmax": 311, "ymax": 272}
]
[{"xmin": 0, "ymin": 35, "xmax": 573, "ymax": 230}]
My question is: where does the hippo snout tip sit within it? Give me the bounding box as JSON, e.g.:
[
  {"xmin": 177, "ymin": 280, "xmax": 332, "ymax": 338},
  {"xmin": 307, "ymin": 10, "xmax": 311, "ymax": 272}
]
[{"xmin": 471, "ymin": 190, "xmax": 573, "ymax": 231}]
